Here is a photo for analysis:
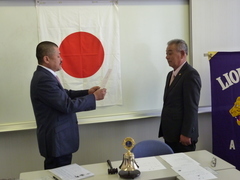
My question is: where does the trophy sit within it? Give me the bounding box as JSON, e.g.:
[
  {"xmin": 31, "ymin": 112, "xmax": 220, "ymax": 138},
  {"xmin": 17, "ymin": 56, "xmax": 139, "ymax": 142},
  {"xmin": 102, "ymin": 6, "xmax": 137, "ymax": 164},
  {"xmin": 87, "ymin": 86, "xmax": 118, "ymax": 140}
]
[{"xmin": 119, "ymin": 137, "xmax": 141, "ymax": 179}]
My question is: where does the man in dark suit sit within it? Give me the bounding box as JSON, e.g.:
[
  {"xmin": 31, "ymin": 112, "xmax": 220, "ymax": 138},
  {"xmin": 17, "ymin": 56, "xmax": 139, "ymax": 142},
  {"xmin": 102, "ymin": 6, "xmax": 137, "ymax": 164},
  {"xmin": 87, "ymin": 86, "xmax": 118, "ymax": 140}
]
[
  {"xmin": 30, "ymin": 41, "xmax": 107, "ymax": 169},
  {"xmin": 158, "ymin": 39, "xmax": 201, "ymax": 153}
]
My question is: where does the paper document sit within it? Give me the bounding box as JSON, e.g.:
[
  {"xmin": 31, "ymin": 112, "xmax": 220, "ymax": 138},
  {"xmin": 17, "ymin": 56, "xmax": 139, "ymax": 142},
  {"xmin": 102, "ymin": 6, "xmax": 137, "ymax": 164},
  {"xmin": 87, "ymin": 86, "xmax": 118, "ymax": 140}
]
[
  {"xmin": 160, "ymin": 153, "xmax": 199, "ymax": 167},
  {"xmin": 135, "ymin": 156, "xmax": 166, "ymax": 172},
  {"xmin": 160, "ymin": 153, "xmax": 217, "ymax": 180},
  {"xmin": 100, "ymin": 69, "xmax": 112, "ymax": 88},
  {"xmin": 172, "ymin": 164, "xmax": 217, "ymax": 180},
  {"xmin": 49, "ymin": 163, "xmax": 94, "ymax": 180}
]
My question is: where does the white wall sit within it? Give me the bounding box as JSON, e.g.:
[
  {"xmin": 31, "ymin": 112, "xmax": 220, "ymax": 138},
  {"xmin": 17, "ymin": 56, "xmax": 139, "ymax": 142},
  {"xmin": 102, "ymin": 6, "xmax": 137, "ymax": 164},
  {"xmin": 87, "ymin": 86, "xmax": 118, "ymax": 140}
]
[
  {"xmin": 0, "ymin": 113, "xmax": 212, "ymax": 178},
  {"xmin": 190, "ymin": 0, "xmax": 240, "ymax": 107},
  {"xmin": 0, "ymin": 0, "xmax": 189, "ymax": 128}
]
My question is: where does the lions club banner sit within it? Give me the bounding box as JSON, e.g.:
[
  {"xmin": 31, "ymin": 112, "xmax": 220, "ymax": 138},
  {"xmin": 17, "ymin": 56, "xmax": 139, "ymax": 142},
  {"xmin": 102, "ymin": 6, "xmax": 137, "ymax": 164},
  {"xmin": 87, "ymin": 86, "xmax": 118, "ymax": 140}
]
[
  {"xmin": 36, "ymin": 1, "xmax": 122, "ymax": 107},
  {"xmin": 209, "ymin": 52, "xmax": 240, "ymax": 170}
]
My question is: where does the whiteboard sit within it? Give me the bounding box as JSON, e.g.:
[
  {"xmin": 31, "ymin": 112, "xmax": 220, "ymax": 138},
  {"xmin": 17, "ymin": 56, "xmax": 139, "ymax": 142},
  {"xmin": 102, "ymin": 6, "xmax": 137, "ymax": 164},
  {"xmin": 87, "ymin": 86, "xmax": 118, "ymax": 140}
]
[
  {"xmin": 190, "ymin": 0, "xmax": 240, "ymax": 107},
  {"xmin": 0, "ymin": 0, "xmax": 189, "ymax": 131}
]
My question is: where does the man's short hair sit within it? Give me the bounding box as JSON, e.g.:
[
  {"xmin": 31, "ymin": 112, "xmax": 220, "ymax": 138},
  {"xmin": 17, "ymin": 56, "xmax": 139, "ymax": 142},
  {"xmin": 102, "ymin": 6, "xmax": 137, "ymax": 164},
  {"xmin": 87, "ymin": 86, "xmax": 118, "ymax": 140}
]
[{"xmin": 36, "ymin": 41, "xmax": 58, "ymax": 64}]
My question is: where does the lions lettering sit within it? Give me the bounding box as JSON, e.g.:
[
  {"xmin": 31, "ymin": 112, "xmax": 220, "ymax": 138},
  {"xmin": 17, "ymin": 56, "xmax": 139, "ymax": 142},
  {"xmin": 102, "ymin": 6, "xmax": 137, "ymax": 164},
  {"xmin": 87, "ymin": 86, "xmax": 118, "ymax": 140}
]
[{"xmin": 216, "ymin": 68, "xmax": 240, "ymax": 90}]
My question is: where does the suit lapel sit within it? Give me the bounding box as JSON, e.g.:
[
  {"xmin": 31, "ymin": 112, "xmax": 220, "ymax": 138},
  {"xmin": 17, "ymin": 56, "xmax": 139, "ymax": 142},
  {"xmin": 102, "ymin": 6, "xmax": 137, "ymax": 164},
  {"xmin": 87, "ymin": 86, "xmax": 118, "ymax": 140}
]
[
  {"xmin": 164, "ymin": 72, "xmax": 172, "ymax": 100},
  {"xmin": 164, "ymin": 63, "xmax": 189, "ymax": 99},
  {"xmin": 37, "ymin": 66, "xmax": 64, "ymax": 89}
]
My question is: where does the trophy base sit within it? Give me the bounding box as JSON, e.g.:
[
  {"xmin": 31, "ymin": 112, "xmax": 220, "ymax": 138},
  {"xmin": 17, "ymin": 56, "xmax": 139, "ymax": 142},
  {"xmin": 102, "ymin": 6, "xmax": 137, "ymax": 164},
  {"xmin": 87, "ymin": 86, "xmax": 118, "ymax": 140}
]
[{"xmin": 118, "ymin": 170, "xmax": 141, "ymax": 179}]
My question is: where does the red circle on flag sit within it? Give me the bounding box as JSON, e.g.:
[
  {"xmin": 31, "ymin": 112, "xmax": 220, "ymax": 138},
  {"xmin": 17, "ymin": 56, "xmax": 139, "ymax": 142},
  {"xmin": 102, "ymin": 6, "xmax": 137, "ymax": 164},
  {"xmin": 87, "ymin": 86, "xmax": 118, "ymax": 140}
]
[{"xmin": 59, "ymin": 32, "xmax": 104, "ymax": 78}]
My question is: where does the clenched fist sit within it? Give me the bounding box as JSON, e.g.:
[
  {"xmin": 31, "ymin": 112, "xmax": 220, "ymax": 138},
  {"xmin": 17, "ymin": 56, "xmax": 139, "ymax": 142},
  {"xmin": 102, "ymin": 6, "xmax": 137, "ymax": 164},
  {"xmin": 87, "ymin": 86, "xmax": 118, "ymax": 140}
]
[{"xmin": 93, "ymin": 88, "xmax": 107, "ymax": 100}]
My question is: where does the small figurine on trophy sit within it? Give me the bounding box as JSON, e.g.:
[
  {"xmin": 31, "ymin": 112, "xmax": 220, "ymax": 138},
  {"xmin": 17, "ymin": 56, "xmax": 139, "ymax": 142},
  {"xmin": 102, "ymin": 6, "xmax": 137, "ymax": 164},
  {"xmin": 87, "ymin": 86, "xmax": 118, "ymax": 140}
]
[{"xmin": 119, "ymin": 137, "xmax": 141, "ymax": 179}]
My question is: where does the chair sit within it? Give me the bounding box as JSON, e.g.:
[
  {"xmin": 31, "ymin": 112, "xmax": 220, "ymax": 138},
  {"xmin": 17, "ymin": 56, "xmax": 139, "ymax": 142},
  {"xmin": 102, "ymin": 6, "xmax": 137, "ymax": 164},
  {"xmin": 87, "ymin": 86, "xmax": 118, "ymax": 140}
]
[{"xmin": 131, "ymin": 140, "xmax": 174, "ymax": 158}]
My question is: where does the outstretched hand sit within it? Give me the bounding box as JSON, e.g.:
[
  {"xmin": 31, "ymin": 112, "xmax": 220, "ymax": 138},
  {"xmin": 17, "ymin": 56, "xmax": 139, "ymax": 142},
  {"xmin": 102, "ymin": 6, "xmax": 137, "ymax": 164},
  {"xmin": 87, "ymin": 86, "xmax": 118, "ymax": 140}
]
[
  {"xmin": 93, "ymin": 88, "xmax": 107, "ymax": 100},
  {"xmin": 88, "ymin": 86, "xmax": 100, "ymax": 94}
]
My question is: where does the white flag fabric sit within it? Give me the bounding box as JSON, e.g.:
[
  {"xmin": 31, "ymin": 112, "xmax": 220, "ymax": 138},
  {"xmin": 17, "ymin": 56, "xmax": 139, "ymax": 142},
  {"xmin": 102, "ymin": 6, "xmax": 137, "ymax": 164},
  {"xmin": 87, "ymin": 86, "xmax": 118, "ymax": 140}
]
[{"xmin": 36, "ymin": 1, "xmax": 122, "ymax": 106}]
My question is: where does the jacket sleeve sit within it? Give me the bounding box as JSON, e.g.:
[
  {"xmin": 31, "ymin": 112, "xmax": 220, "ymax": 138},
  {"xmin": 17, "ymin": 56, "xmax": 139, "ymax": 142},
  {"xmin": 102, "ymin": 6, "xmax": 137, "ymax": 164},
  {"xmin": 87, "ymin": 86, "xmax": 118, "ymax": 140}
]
[
  {"xmin": 36, "ymin": 75, "xmax": 96, "ymax": 114},
  {"xmin": 181, "ymin": 69, "xmax": 201, "ymax": 137}
]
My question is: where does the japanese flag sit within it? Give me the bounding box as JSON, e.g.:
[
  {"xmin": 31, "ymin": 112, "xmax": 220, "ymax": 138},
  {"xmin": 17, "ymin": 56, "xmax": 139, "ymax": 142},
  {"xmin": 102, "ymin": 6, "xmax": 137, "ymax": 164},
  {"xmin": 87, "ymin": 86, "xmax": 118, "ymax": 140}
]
[{"xmin": 36, "ymin": 1, "xmax": 122, "ymax": 106}]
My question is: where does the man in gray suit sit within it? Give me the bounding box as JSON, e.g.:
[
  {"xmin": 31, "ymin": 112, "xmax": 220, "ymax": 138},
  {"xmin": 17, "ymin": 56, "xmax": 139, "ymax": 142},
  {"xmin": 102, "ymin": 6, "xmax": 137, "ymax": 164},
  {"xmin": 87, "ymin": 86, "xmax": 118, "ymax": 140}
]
[
  {"xmin": 158, "ymin": 39, "xmax": 201, "ymax": 153},
  {"xmin": 30, "ymin": 41, "xmax": 106, "ymax": 169}
]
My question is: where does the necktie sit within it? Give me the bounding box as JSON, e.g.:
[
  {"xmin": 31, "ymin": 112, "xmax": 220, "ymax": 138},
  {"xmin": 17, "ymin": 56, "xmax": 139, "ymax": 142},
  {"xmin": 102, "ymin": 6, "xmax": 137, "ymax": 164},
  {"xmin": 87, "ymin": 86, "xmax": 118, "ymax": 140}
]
[
  {"xmin": 169, "ymin": 73, "xmax": 175, "ymax": 86},
  {"xmin": 55, "ymin": 75, "xmax": 61, "ymax": 84}
]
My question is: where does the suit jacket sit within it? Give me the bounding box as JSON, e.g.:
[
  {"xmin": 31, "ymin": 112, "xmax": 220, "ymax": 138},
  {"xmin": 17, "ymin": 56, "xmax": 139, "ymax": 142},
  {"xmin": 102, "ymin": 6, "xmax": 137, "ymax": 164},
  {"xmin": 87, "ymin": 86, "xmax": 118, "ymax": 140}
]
[
  {"xmin": 30, "ymin": 66, "xmax": 96, "ymax": 157},
  {"xmin": 158, "ymin": 62, "xmax": 201, "ymax": 143}
]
